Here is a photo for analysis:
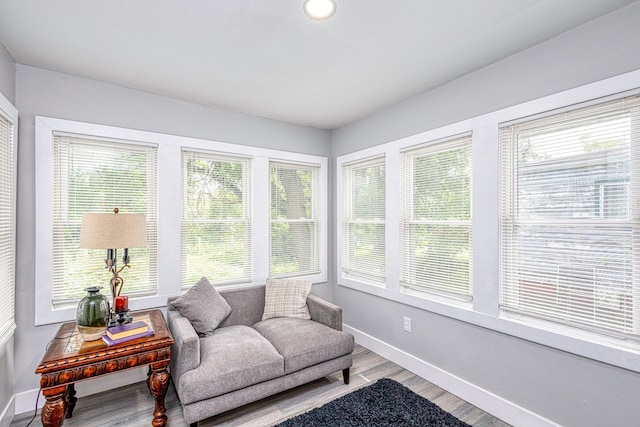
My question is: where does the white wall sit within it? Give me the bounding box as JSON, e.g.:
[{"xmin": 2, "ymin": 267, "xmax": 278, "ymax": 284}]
[
  {"xmin": 331, "ymin": 3, "xmax": 640, "ymax": 427},
  {"xmin": 13, "ymin": 64, "xmax": 332, "ymax": 405},
  {"xmin": 0, "ymin": 41, "xmax": 15, "ymax": 427},
  {"xmin": 0, "ymin": 43, "xmax": 14, "ymax": 104}
]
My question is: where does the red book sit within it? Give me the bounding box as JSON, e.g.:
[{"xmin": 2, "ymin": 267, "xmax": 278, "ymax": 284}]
[{"xmin": 102, "ymin": 327, "xmax": 155, "ymax": 346}]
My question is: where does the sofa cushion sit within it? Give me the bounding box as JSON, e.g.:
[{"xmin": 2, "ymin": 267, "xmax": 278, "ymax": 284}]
[
  {"xmin": 253, "ymin": 317, "xmax": 355, "ymax": 375},
  {"xmin": 262, "ymin": 278, "xmax": 312, "ymax": 321},
  {"xmin": 170, "ymin": 276, "xmax": 232, "ymax": 335},
  {"xmin": 178, "ymin": 325, "xmax": 284, "ymax": 404}
]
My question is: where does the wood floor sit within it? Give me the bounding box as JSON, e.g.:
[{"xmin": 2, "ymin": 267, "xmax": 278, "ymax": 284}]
[{"xmin": 12, "ymin": 344, "xmax": 511, "ymax": 427}]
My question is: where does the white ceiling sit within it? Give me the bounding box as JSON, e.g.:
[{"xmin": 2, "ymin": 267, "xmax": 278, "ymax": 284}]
[{"xmin": 0, "ymin": 0, "xmax": 635, "ymax": 129}]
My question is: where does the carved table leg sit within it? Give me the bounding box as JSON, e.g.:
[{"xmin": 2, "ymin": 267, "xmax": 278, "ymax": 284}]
[
  {"xmin": 64, "ymin": 383, "xmax": 77, "ymax": 418},
  {"xmin": 41, "ymin": 386, "xmax": 68, "ymax": 427},
  {"xmin": 147, "ymin": 362, "xmax": 170, "ymax": 427}
]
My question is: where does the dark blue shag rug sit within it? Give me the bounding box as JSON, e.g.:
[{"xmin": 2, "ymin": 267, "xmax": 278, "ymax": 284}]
[{"xmin": 274, "ymin": 378, "xmax": 472, "ymax": 427}]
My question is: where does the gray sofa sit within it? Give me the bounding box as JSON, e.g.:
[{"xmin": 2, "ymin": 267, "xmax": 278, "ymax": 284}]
[{"xmin": 167, "ymin": 284, "xmax": 355, "ymax": 426}]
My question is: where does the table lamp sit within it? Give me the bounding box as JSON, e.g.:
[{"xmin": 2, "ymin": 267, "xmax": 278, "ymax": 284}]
[{"xmin": 79, "ymin": 208, "xmax": 147, "ymax": 325}]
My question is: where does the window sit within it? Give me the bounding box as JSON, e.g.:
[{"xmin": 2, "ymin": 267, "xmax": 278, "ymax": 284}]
[
  {"xmin": 270, "ymin": 161, "xmax": 320, "ymax": 278},
  {"xmin": 36, "ymin": 117, "xmax": 327, "ymax": 324},
  {"xmin": 401, "ymin": 135, "xmax": 473, "ymax": 301},
  {"xmin": 0, "ymin": 96, "xmax": 17, "ymax": 344},
  {"xmin": 500, "ymin": 95, "xmax": 640, "ymax": 342},
  {"xmin": 341, "ymin": 157, "xmax": 386, "ymax": 285},
  {"xmin": 182, "ymin": 150, "xmax": 252, "ymax": 287},
  {"xmin": 335, "ymin": 71, "xmax": 640, "ymax": 371},
  {"xmin": 52, "ymin": 134, "xmax": 158, "ymax": 308}
]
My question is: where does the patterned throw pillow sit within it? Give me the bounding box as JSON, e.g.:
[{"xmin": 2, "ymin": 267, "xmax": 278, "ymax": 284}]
[
  {"xmin": 170, "ymin": 276, "xmax": 232, "ymax": 335},
  {"xmin": 262, "ymin": 278, "xmax": 312, "ymax": 321}
]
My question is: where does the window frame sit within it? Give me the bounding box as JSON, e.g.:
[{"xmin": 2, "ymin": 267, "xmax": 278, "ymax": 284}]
[
  {"xmin": 269, "ymin": 160, "xmax": 322, "ymax": 279},
  {"xmin": 0, "ymin": 92, "xmax": 17, "ymax": 347},
  {"xmin": 400, "ymin": 134, "xmax": 473, "ymax": 302},
  {"xmin": 499, "ymin": 95, "xmax": 640, "ymax": 343},
  {"xmin": 336, "ymin": 69, "xmax": 640, "ymax": 374},
  {"xmin": 50, "ymin": 134, "xmax": 159, "ymax": 308},
  {"xmin": 181, "ymin": 149, "xmax": 253, "ymax": 288},
  {"xmin": 35, "ymin": 117, "xmax": 327, "ymax": 326},
  {"xmin": 340, "ymin": 156, "xmax": 386, "ymax": 287}
]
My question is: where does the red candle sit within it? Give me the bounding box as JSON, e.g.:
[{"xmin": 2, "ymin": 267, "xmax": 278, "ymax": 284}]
[{"xmin": 114, "ymin": 296, "xmax": 128, "ymax": 313}]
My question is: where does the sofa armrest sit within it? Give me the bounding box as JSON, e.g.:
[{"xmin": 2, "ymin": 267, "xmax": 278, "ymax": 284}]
[
  {"xmin": 167, "ymin": 310, "xmax": 200, "ymax": 387},
  {"xmin": 307, "ymin": 294, "xmax": 343, "ymax": 331}
]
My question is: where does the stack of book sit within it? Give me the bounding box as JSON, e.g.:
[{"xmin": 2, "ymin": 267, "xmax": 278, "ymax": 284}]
[{"xmin": 102, "ymin": 320, "xmax": 155, "ymax": 346}]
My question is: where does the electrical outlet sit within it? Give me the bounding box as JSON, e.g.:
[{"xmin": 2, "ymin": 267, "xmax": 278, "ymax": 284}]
[{"xmin": 403, "ymin": 316, "xmax": 412, "ymax": 332}]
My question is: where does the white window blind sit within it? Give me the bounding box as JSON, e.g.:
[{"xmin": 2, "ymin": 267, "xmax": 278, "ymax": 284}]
[
  {"xmin": 342, "ymin": 157, "xmax": 386, "ymax": 285},
  {"xmin": 182, "ymin": 150, "xmax": 252, "ymax": 288},
  {"xmin": 0, "ymin": 112, "xmax": 16, "ymax": 341},
  {"xmin": 500, "ymin": 94, "xmax": 640, "ymax": 341},
  {"xmin": 53, "ymin": 135, "xmax": 158, "ymax": 308},
  {"xmin": 270, "ymin": 161, "xmax": 320, "ymax": 278},
  {"xmin": 401, "ymin": 135, "xmax": 473, "ymax": 300}
]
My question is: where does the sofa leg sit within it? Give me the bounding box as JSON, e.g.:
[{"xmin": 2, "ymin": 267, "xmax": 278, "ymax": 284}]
[
  {"xmin": 190, "ymin": 423, "xmax": 198, "ymax": 427},
  {"xmin": 342, "ymin": 368, "xmax": 350, "ymax": 385}
]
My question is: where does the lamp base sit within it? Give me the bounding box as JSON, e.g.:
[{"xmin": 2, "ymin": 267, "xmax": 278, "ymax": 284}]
[{"xmin": 109, "ymin": 311, "xmax": 133, "ymax": 327}]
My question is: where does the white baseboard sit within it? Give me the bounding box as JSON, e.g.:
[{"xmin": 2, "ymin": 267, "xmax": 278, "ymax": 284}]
[
  {"xmin": 344, "ymin": 324, "xmax": 559, "ymax": 427},
  {"xmin": 14, "ymin": 366, "xmax": 147, "ymax": 416},
  {"xmin": 14, "ymin": 388, "xmax": 42, "ymax": 417},
  {"xmin": 0, "ymin": 396, "xmax": 14, "ymax": 427}
]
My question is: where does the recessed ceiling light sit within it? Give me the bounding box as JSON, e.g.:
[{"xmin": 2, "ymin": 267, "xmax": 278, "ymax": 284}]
[{"xmin": 303, "ymin": 0, "xmax": 337, "ymax": 20}]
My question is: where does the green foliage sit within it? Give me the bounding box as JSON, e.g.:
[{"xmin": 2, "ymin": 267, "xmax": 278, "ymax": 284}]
[
  {"xmin": 183, "ymin": 156, "xmax": 250, "ymax": 284},
  {"xmin": 57, "ymin": 144, "xmax": 154, "ymax": 304},
  {"xmin": 270, "ymin": 165, "xmax": 317, "ymax": 275},
  {"xmin": 183, "ymin": 222, "xmax": 249, "ymax": 285},
  {"xmin": 411, "ymin": 224, "xmax": 470, "ymax": 294},
  {"xmin": 343, "ymin": 162, "xmax": 386, "ymax": 280},
  {"xmin": 348, "ymin": 223, "xmax": 385, "ymax": 278},
  {"xmin": 352, "ymin": 164, "xmax": 385, "ymax": 219},
  {"xmin": 413, "ymin": 147, "xmax": 470, "ymax": 221},
  {"xmin": 68, "ymin": 148, "xmax": 149, "ymax": 218},
  {"xmin": 405, "ymin": 146, "xmax": 471, "ymax": 294},
  {"xmin": 271, "ymin": 167, "xmax": 312, "ymax": 219},
  {"xmin": 185, "ymin": 158, "xmax": 245, "ymax": 220}
]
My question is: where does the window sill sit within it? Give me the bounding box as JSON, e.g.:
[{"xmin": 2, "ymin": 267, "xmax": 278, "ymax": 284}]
[
  {"xmin": 338, "ymin": 278, "xmax": 640, "ymax": 373},
  {"xmin": 35, "ymin": 295, "xmax": 170, "ymax": 326}
]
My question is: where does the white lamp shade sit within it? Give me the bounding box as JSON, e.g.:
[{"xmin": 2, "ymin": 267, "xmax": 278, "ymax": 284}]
[{"xmin": 79, "ymin": 212, "xmax": 147, "ymax": 249}]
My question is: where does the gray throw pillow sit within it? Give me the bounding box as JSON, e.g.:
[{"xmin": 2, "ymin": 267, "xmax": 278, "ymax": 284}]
[
  {"xmin": 262, "ymin": 278, "xmax": 312, "ymax": 321},
  {"xmin": 170, "ymin": 277, "xmax": 232, "ymax": 335}
]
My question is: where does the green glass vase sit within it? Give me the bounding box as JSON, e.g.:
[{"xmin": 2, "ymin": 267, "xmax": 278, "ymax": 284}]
[{"xmin": 76, "ymin": 286, "xmax": 110, "ymax": 341}]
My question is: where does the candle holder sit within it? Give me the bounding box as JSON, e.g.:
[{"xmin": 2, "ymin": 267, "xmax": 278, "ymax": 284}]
[
  {"xmin": 110, "ymin": 310, "xmax": 133, "ymax": 326},
  {"xmin": 109, "ymin": 295, "xmax": 132, "ymax": 326}
]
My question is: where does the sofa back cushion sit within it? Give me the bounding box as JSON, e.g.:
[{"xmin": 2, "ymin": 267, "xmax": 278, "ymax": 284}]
[
  {"xmin": 218, "ymin": 285, "xmax": 267, "ymax": 327},
  {"xmin": 262, "ymin": 278, "xmax": 312, "ymax": 321},
  {"xmin": 169, "ymin": 277, "xmax": 232, "ymax": 335}
]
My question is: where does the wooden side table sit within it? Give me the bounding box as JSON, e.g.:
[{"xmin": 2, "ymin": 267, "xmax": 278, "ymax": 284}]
[{"xmin": 35, "ymin": 309, "xmax": 175, "ymax": 427}]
